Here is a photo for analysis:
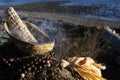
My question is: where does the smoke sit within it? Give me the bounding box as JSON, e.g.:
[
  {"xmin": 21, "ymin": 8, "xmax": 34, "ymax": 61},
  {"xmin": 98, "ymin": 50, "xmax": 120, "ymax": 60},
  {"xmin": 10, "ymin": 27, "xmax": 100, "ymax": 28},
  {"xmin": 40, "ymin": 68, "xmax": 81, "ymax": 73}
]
[
  {"xmin": 37, "ymin": 19, "xmax": 67, "ymax": 44},
  {"xmin": 37, "ymin": 19, "xmax": 68, "ymax": 60}
]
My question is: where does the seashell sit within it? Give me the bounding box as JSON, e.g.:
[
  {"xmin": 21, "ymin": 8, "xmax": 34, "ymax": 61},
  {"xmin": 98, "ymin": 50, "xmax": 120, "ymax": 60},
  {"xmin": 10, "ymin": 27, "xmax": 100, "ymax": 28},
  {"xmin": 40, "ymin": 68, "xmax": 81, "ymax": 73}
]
[
  {"xmin": 3, "ymin": 7, "xmax": 55, "ymax": 55},
  {"xmin": 5, "ymin": 7, "xmax": 38, "ymax": 43},
  {"xmin": 4, "ymin": 21, "xmax": 55, "ymax": 55}
]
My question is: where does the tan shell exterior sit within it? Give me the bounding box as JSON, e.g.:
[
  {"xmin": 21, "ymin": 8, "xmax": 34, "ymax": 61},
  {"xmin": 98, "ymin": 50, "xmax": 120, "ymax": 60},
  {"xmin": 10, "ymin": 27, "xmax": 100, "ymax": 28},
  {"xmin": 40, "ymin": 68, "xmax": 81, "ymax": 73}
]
[{"xmin": 3, "ymin": 21, "xmax": 55, "ymax": 55}]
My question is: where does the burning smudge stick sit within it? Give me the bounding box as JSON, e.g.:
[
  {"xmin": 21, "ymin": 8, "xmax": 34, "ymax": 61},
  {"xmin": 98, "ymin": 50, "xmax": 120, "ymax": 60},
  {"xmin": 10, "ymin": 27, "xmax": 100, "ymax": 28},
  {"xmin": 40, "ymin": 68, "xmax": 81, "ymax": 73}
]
[
  {"xmin": 5, "ymin": 7, "xmax": 38, "ymax": 43},
  {"xmin": 4, "ymin": 7, "xmax": 55, "ymax": 55}
]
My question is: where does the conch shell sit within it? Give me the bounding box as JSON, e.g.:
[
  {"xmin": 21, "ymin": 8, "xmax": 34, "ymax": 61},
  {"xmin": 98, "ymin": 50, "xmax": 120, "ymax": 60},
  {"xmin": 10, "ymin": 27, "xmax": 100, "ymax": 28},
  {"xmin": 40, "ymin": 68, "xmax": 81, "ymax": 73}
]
[
  {"xmin": 3, "ymin": 7, "xmax": 55, "ymax": 55},
  {"xmin": 61, "ymin": 57, "xmax": 106, "ymax": 80}
]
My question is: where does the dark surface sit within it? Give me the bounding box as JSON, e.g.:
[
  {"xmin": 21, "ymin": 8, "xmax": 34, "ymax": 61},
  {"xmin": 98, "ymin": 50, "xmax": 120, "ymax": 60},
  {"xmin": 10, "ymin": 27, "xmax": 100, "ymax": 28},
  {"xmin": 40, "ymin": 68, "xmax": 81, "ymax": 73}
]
[{"xmin": 0, "ymin": 41, "xmax": 81, "ymax": 80}]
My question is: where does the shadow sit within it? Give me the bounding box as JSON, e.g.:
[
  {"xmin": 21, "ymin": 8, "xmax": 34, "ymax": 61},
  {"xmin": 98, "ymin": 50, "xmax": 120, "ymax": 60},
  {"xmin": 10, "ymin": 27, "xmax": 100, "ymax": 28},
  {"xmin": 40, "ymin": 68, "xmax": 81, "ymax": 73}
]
[{"xmin": 0, "ymin": 41, "xmax": 28, "ymax": 58}]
